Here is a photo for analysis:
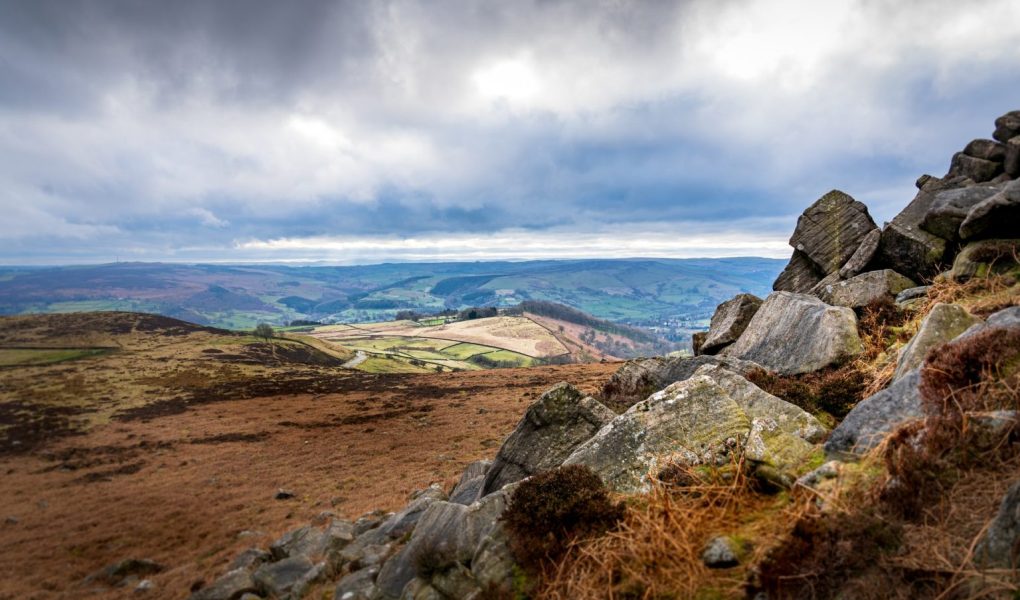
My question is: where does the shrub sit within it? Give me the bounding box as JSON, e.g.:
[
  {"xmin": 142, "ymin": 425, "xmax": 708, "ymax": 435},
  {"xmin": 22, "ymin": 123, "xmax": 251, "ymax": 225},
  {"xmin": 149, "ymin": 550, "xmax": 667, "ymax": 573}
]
[
  {"xmin": 502, "ymin": 465, "xmax": 625, "ymax": 571},
  {"xmin": 745, "ymin": 365, "xmax": 866, "ymax": 420},
  {"xmin": 756, "ymin": 507, "xmax": 903, "ymax": 598},
  {"xmin": 882, "ymin": 326, "xmax": 1020, "ymax": 515}
]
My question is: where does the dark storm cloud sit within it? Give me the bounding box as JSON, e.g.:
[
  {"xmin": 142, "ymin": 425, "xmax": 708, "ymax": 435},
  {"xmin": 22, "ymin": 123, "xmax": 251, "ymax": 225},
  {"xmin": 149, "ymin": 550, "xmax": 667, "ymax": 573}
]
[{"xmin": 1, "ymin": 0, "xmax": 1019, "ymax": 263}]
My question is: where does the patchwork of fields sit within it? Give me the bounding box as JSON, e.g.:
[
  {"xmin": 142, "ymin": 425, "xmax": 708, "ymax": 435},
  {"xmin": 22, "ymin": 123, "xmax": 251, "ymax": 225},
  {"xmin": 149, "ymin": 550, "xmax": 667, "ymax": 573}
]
[{"xmin": 305, "ymin": 315, "xmax": 569, "ymax": 373}]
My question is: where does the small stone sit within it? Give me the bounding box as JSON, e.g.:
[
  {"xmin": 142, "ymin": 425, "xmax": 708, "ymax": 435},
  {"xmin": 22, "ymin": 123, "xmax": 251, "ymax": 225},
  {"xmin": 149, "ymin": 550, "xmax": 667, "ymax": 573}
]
[
  {"xmin": 948, "ymin": 152, "xmax": 1003, "ymax": 183},
  {"xmin": 701, "ymin": 293, "xmax": 763, "ymax": 355},
  {"xmin": 815, "ymin": 269, "xmax": 916, "ymax": 310},
  {"xmin": 228, "ymin": 547, "xmax": 270, "ymax": 572},
  {"xmin": 274, "ymin": 489, "xmax": 295, "ymax": 500},
  {"xmin": 310, "ymin": 511, "xmax": 335, "ymax": 526},
  {"xmin": 4, "ymin": 516, "xmax": 17, "ymax": 525},
  {"xmin": 252, "ymin": 556, "xmax": 314, "ymax": 599},
  {"xmin": 701, "ymin": 536, "xmax": 746, "ymax": 568},
  {"xmin": 895, "ymin": 285, "xmax": 930, "ymax": 305},
  {"xmin": 187, "ymin": 568, "xmax": 257, "ymax": 600},
  {"xmin": 134, "ymin": 580, "xmax": 154, "ymax": 594}
]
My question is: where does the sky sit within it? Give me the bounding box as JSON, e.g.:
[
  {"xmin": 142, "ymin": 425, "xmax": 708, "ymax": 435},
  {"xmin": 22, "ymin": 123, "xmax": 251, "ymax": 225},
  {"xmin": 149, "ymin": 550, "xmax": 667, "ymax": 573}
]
[{"xmin": 2, "ymin": 0, "xmax": 1019, "ymax": 265}]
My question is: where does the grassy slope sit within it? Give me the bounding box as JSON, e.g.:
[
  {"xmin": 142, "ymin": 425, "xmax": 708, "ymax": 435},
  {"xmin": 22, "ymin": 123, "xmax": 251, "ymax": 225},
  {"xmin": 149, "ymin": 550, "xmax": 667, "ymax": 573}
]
[{"xmin": 0, "ymin": 312, "xmax": 355, "ymax": 452}]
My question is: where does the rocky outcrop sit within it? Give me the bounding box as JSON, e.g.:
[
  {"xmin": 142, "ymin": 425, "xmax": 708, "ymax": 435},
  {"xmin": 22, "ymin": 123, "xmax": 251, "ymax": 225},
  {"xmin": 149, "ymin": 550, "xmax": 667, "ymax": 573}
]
[
  {"xmin": 920, "ymin": 184, "xmax": 1002, "ymax": 241},
  {"xmin": 701, "ymin": 293, "xmax": 762, "ymax": 355},
  {"xmin": 566, "ymin": 365, "xmax": 826, "ymax": 491},
  {"xmin": 479, "ymin": 382, "xmax": 615, "ymax": 497},
  {"xmin": 893, "ymin": 303, "xmax": 981, "ymax": 380},
  {"xmin": 959, "ymin": 179, "xmax": 1020, "ymax": 240},
  {"xmin": 789, "ymin": 190, "xmax": 879, "ymax": 275},
  {"xmin": 601, "ymin": 354, "xmax": 759, "ymax": 406},
  {"xmin": 994, "ymin": 110, "xmax": 1020, "ymax": 143},
  {"xmin": 813, "ymin": 269, "xmax": 916, "ymax": 310},
  {"xmin": 824, "ymin": 368, "xmax": 923, "ymax": 456},
  {"xmin": 874, "ymin": 175, "xmax": 959, "ymax": 280},
  {"xmin": 723, "ymin": 292, "xmax": 863, "ymax": 375}
]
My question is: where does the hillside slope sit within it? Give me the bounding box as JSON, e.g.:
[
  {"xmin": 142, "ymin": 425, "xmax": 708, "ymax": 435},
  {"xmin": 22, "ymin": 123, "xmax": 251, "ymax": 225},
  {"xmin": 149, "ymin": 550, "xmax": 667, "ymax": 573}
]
[{"xmin": 0, "ymin": 258, "xmax": 783, "ymax": 334}]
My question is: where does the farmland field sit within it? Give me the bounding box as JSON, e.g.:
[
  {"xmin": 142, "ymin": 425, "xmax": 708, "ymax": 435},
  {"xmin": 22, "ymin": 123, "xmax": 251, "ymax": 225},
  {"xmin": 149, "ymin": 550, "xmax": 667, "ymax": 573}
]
[{"xmin": 302, "ymin": 315, "xmax": 567, "ymax": 373}]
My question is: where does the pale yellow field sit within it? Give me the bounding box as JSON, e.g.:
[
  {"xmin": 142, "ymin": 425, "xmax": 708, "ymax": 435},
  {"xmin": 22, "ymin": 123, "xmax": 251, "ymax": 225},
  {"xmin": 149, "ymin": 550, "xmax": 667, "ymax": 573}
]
[{"xmin": 384, "ymin": 316, "xmax": 568, "ymax": 358}]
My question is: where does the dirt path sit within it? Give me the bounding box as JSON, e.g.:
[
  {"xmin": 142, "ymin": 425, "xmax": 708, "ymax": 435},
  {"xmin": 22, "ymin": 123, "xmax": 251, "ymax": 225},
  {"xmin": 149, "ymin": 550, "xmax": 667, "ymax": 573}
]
[
  {"xmin": 0, "ymin": 363, "xmax": 617, "ymax": 600},
  {"xmin": 341, "ymin": 350, "xmax": 368, "ymax": 369}
]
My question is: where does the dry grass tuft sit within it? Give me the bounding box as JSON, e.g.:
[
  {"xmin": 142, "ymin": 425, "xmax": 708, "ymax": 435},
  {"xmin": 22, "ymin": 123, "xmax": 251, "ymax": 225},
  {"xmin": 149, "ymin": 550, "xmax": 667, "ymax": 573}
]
[{"xmin": 536, "ymin": 458, "xmax": 803, "ymax": 599}]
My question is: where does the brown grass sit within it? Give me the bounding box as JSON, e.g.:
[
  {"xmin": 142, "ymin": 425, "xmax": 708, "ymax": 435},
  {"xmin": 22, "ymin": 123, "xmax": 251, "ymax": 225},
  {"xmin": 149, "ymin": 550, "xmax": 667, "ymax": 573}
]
[{"xmin": 536, "ymin": 458, "xmax": 804, "ymax": 599}]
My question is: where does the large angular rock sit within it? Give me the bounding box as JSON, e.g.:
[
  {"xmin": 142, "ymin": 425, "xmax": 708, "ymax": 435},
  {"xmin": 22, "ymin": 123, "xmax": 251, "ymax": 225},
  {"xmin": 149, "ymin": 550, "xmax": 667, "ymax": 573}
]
[
  {"xmin": 814, "ymin": 269, "xmax": 916, "ymax": 310},
  {"xmin": 397, "ymin": 487, "xmax": 510, "ymax": 587},
  {"xmin": 773, "ymin": 250, "xmax": 823, "ymax": 293},
  {"xmin": 921, "ymin": 184, "xmax": 1002, "ymax": 241},
  {"xmin": 723, "ymin": 292, "xmax": 863, "ymax": 375},
  {"xmin": 270, "ymin": 525, "xmax": 327, "ymax": 562},
  {"xmin": 875, "ymin": 175, "xmax": 959, "ymax": 279},
  {"xmin": 701, "ymin": 294, "xmax": 763, "ymax": 355},
  {"xmin": 333, "ymin": 566, "xmax": 378, "ymax": 600},
  {"xmin": 975, "ymin": 481, "xmax": 1020, "ymax": 569},
  {"xmin": 378, "ymin": 485, "xmax": 446, "ymax": 541},
  {"xmin": 564, "ymin": 375, "xmax": 750, "ymax": 492},
  {"xmin": 479, "ymin": 383, "xmax": 615, "ymax": 496},
  {"xmin": 894, "ymin": 303, "xmax": 981, "ymax": 380},
  {"xmin": 838, "ymin": 228, "xmax": 882, "ymax": 279},
  {"xmin": 959, "ymin": 179, "xmax": 1020, "ymax": 240},
  {"xmin": 950, "ymin": 239, "xmax": 1020, "ymax": 282},
  {"xmin": 948, "ymin": 152, "xmax": 1002, "ymax": 183},
  {"xmin": 470, "ymin": 525, "xmax": 515, "ymax": 594},
  {"xmin": 963, "ymin": 138, "xmax": 1007, "ymax": 162},
  {"xmin": 993, "ymin": 110, "xmax": 1020, "ymax": 143},
  {"xmin": 788, "ymin": 190, "xmax": 878, "ymax": 275},
  {"xmin": 253, "ymin": 556, "xmax": 315, "ymax": 599},
  {"xmin": 374, "ymin": 545, "xmax": 416, "ymax": 600},
  {"xmin": 567, "ymin": 367, "xmax": 826, "ymax": 491},
  {"xmin": 695, "ymin": 363, "xmax": 827, "ymax": 444},
  {"xmin": 189, "ymin": 569, "xmax": 257, "ymax": 600},
  {"xmin": 448, "ymin": 460, "xmax": 490, "ymax": 505},
  {"xmin": 601, "ymin": 354, "xmax": 759, "ymax": 406},
  {"xmin": 824, "ymin": 369, "xmax": 923, "ymax": 456}
]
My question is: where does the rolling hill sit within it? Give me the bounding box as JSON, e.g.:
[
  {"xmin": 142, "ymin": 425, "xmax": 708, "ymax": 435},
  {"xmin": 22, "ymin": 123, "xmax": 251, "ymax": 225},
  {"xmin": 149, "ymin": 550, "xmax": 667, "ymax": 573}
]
[{"xmin": 0, "ymin": 259, "xmax": 784, "ymax": 344}]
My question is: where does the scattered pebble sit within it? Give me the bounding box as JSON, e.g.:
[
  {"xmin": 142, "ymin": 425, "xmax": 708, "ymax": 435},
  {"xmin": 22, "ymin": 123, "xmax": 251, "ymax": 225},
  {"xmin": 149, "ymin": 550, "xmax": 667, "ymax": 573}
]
[{"xmin": 274, "ymin": 489, "xmax": 295, "ymax": 500}]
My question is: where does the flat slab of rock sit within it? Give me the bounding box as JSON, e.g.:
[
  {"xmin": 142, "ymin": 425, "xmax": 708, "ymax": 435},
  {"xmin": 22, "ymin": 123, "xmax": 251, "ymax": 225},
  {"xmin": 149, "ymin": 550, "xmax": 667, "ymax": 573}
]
[
  {"xmin": 773, "ymin": 250, "xmax": 823, "ymax": 293},
  {"xmin": 789, "ymin": 190, "xmax": 878, "ymax": 275},
  {"xmin": 894, "ymin": 303, "xmax": 981, "ymax": 380},
  {"xmin": 947, "ymin": 152, "xmax": 1002, "ymax": 183},
  {"xmin": 600, "ymin": 354, "xmax": 759, "ymax": 406},
  {"xmin": 839, "ymin": 228, "xmax": 881, "ymax": 279},
  {"xmin": 723, "ymin": 292, "xmax": 863, "ymax": 375},
  {"xmin": 824, "ymin": 369, "xmax": 922, "ymax": 456},
  {"xmin": 479, "ymin": 383, "xmax": 614, "ymax": 496},
  {"xmin": 567, "ymin": 367, "xmax": 825, "ymax": 492},
  {"xmin": 565, "ymin": 375, "xmax": 751, "ymax": 492},
  {"xmin": 814, "ymin": 269, "xmax": 916, "ymax": 310},
  {"xmin": 701, "ymin": 294, "xmax": 762, "ymax": 355},
  {"xmin": 959, "ymin": 179, "xmax": 1020, "ymax": 240}
]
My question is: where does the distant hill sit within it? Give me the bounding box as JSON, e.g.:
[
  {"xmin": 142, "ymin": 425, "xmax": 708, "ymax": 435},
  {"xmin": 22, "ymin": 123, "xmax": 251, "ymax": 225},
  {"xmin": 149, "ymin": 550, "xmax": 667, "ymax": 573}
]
[{"xmin": 0, "ymin": 259, "xmax": 784, "ymax": 346}]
